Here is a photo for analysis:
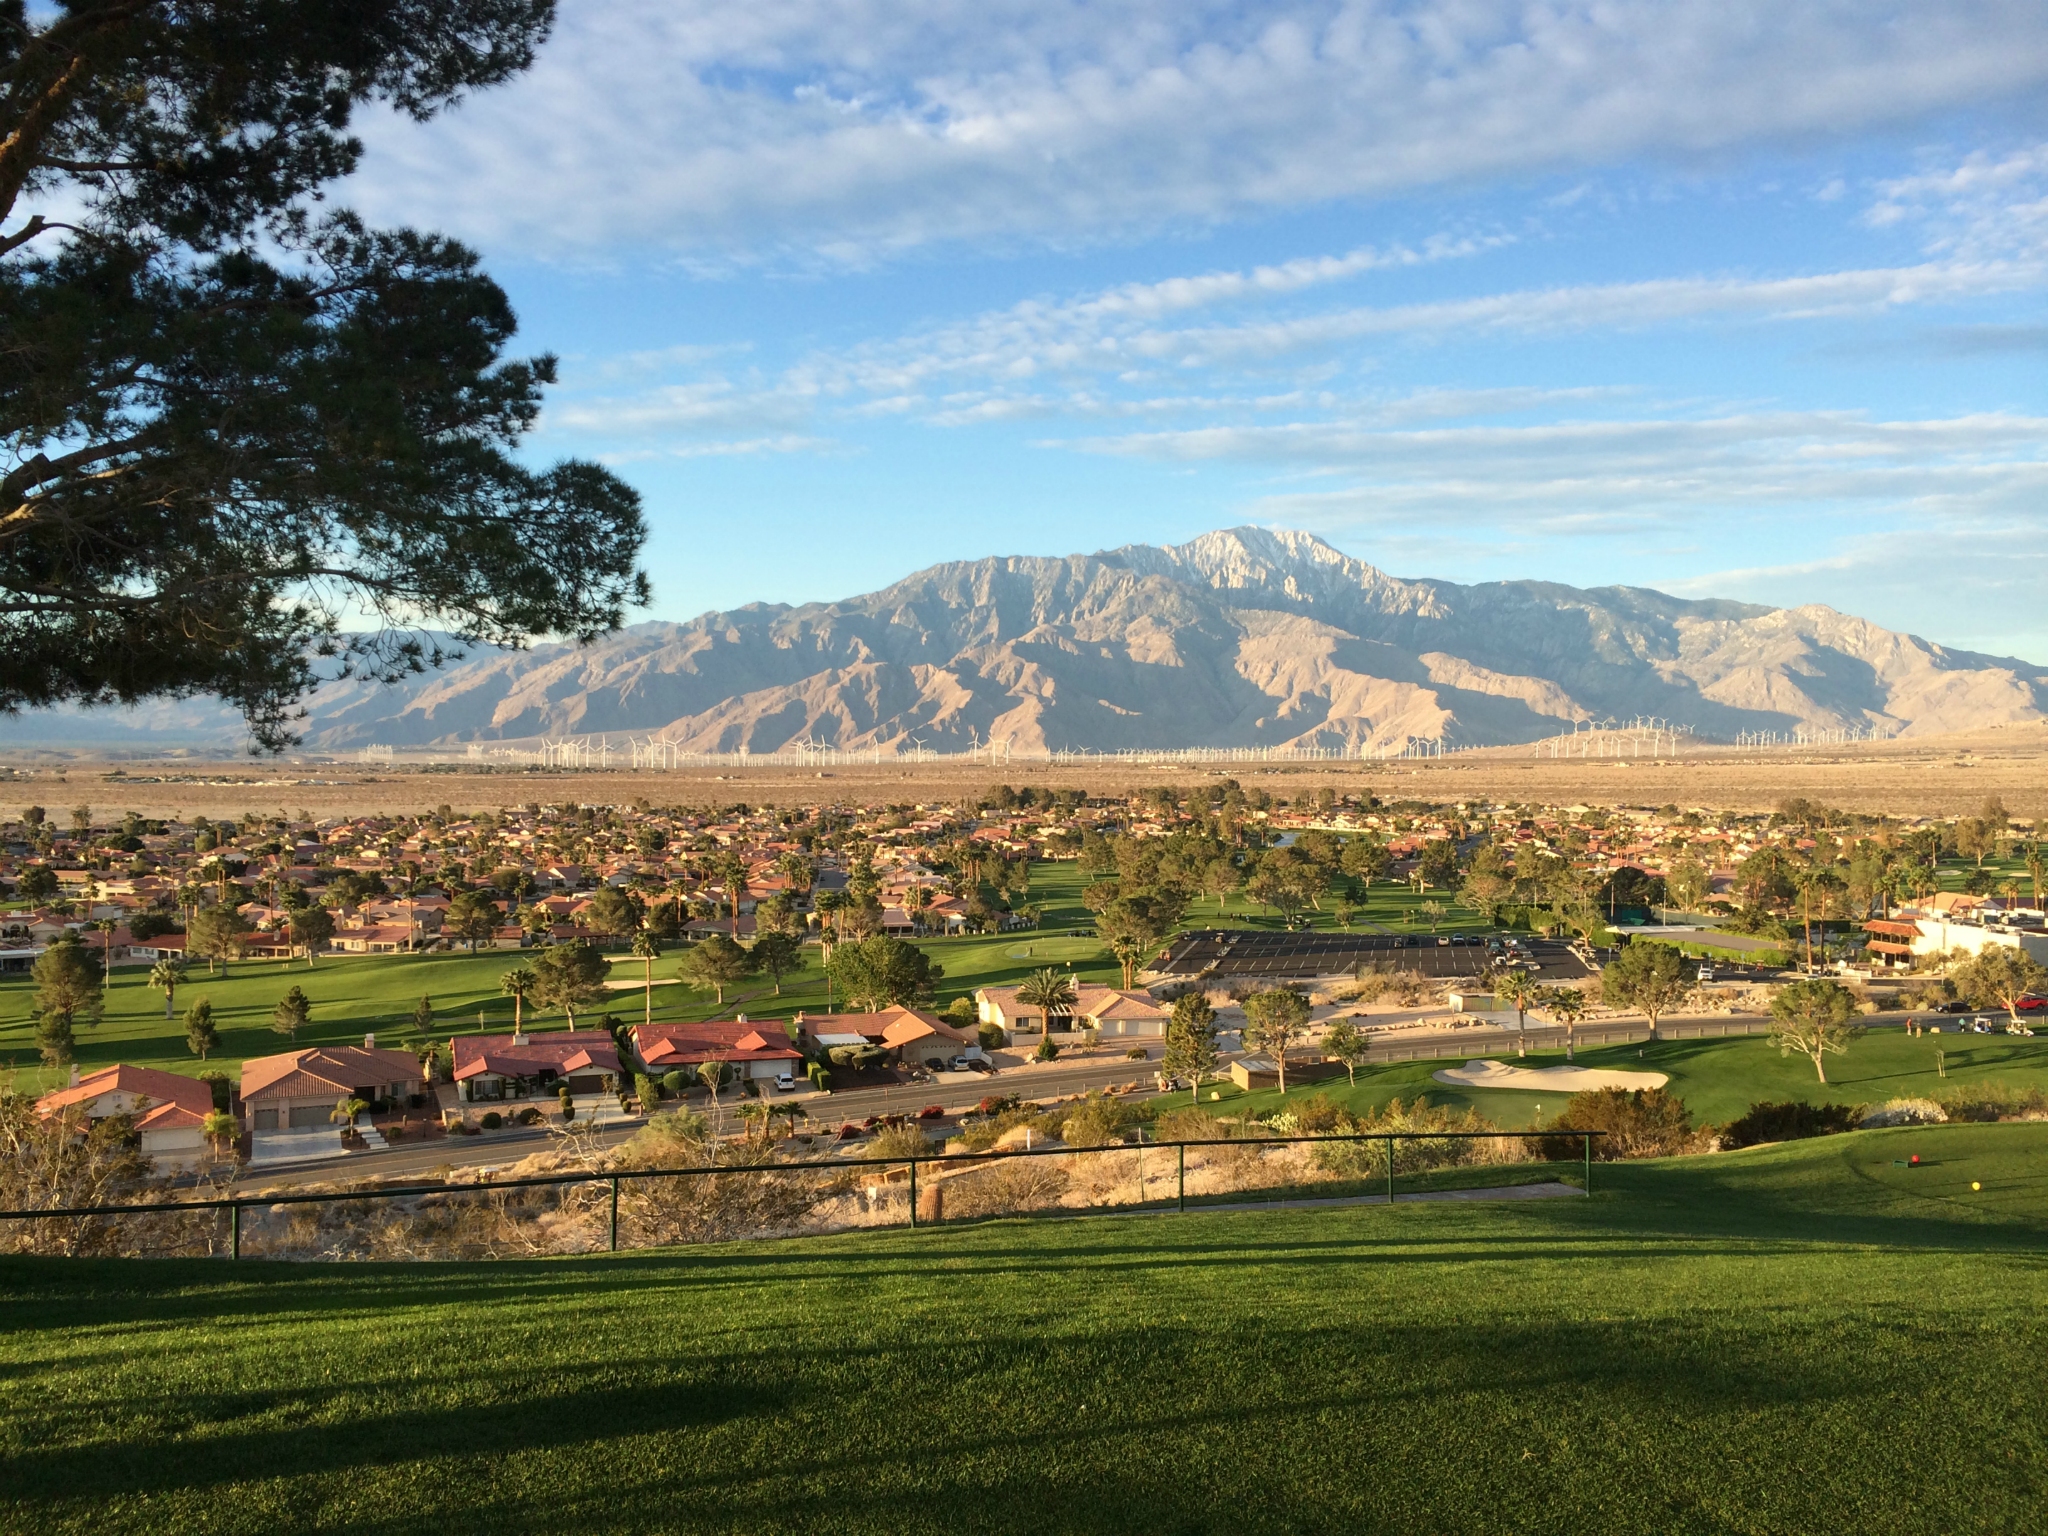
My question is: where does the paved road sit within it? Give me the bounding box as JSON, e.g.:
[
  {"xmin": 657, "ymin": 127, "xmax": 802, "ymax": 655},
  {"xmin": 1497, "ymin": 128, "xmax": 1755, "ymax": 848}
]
[
  {"xmin": 243, "ymin": 1056, "xmax": 1178, "ymax": 1189},
  {"xmin": 245, "ymin": 1119, "xmax": 643, "ymax": 1189}
]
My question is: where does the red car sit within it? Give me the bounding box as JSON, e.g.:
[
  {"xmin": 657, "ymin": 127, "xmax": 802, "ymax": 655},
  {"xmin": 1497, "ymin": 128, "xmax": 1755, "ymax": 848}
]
[{"xmin": 2015, "ymin": 996, "xmax": 2048, "ymax": 1013}]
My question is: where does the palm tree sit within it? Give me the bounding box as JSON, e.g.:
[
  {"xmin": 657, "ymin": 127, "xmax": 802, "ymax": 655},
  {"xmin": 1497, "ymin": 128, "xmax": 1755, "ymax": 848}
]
[
  {"xmin": 631, "ymin": 930, "xmax": 664, "ymax": 1029},
  {"xmin": 330, "ymin": 1095, "xmax": 368, "ymax": 1128},
  {"xmin": 201, "ymin": 1110, "xmax": 239, "ymax": 1161},
  {"xmin": 1016, "ymin": 967, "xmax": 1077, "ymax": 1036},
  {"xmin": 814, "ymin": 890, "xmax": 846, "ymax": 951},
  {"xmin": 500, "ymin": 966, "xmax": 536, "ymax": 1031},
  {"xmin": 91, "ymin": 918, "xmax": 119, "ymax": 985},
  {"xmin": 1545, "ymin": 984, "xmax": 1589, "ymax": 1062},
  {"xmin": 1493, "ymin": 968, "xmax": 1539, "ymax": 1058},
  {"xmin": 148, "ymin": 956, "xmax": 187, "ymax": 1020},
  {"xmin": 716, "ymin": 852, "xmax": 748, "ymax": 936}
]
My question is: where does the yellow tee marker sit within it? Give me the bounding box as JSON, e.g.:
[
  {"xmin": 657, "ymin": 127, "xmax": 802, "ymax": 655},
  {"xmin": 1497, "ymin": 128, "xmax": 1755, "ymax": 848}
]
[{"xmin": 1972, "ymin": 1181, "xmax": 1982, "ymax": 1191}]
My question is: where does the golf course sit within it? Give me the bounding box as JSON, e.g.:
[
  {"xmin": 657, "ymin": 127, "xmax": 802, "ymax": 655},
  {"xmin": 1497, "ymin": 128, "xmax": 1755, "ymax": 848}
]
[{"xmin": 4, "ymin": 1121, "xmax": 2046, "ymax": 1533}]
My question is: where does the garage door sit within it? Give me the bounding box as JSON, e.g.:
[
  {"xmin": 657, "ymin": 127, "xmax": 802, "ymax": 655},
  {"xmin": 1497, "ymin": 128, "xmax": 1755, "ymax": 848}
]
[{"xmin": 287, "ymin": 1105, "xmax": 329, "ymax": 1128}]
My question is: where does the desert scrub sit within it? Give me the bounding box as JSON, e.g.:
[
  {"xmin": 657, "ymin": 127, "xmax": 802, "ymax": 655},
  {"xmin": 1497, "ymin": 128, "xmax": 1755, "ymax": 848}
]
[
  {"xmin": 1529, "ymin": 1086, "xmax": 1706, "ymax": 1161},
  {"xmin": 937, "ymin": 1156, "xmax": 1072, "ymax": 1219},
  {"xmin": 1306, "ymin": 1096, "xmax": 1518, "ymax": 1178}
]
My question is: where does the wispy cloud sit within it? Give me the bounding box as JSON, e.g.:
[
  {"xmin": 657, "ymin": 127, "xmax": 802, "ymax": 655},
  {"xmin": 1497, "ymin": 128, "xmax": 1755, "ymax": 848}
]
[
  {"xmin": 1169, "ymin": 411, "xmax": 2048, "ymax": 530},
  {"xmin": 345, "ymin": 0, "xmax": 2048, "ymax": 262}
]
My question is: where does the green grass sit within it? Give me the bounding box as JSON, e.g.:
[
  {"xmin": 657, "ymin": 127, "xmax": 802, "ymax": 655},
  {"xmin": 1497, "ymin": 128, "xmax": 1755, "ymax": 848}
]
[
  {"xmin": 1212, "ymin": 1030, "xmax": 2048, "ymax": 1128},
  {"xmin": 0, "ymin": 863, "xmax": 1113, "ymax": 1089},
  {"xmin": 0, "ymin": 859, "xmax": 1465, "ymax": 1091},
  {"xmin": 6, "ymin": 1123, "xmax": 2048, "ymax": 1532}
]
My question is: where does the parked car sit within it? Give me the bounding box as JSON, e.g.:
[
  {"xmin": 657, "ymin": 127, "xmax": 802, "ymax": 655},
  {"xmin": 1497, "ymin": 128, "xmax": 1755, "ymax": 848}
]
[
  {"xmin": 774, "ymin": 1073, "xmax": 795, "ymax": 1092},
  {"xmin": 948, "ymin": 1055, "xmax": 973, "ymax": 1071},
  {"xmin": 1934, "ymin": 1001, "xmax": 1976, "ymax": 1014},
  {"xmin": 1697, "ymin": 965, "xmax": 1716, "ymax": 982},
  {"xmin": 2015, "ymin": 995, "xmax": 2048, "ymax": 1013}
]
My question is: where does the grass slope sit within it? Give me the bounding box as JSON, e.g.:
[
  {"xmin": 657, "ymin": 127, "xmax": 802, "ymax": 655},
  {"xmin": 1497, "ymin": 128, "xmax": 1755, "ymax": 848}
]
[{"xmin": 6, "ymin": 1123, "xmax": 2048, "ymax": 1534}]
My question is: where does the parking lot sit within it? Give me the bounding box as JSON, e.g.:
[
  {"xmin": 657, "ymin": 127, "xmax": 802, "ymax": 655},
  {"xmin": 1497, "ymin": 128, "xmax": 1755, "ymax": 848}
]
[{"xmin": 1160, "ymin": 928, "xmax": 1508, "ymax": 981}]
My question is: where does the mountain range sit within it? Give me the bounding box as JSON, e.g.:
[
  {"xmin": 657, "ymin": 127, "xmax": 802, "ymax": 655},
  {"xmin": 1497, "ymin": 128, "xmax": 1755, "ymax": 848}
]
[{"xmin": 14, "ymin": 528, "xmax": 2048, "ymax": 753}]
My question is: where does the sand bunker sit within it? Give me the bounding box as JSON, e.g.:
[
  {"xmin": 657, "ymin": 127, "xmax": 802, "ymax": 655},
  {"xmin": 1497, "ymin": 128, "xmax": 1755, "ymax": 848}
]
[{"xmin": 1432, "ymin": 1059, "xmax": 1669, "ymax": 1092}]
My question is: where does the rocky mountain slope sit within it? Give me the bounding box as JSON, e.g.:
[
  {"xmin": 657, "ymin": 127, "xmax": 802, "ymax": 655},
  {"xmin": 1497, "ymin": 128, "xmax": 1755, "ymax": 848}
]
[{"xmin": 17, "ymin": 529, "xmax": 2048, "ymax": 752}]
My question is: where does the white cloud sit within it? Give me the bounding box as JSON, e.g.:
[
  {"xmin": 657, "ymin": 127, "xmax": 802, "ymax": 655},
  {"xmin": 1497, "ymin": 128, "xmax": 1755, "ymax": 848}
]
[
  {"xmin": 1078, "ymin": 410, "xmax": 2048, "ymax": 529},
  {"xmin": 346, "ymin": 0, "xmax": 2048, "ymax": 260}
]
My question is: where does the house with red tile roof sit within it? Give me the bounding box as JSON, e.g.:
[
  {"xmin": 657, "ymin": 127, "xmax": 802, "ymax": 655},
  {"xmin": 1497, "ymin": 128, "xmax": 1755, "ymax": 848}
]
[
  {"xmin": 451, "ymin": 1030, "xmax": 621, "ymax": 1103},
  {"xmin": 239, "ymin": 1046, "xmax": 423, "ymax": 1131},
  {"xmin": 796, "ymin": 1006, "xmax": 973, "ymax": 1068},
  {"xmin": 632, "ymin": 1019, "xmax": 802, "ymax": 1083},
  {"xmin": 975, "ymin": 984, "xmax": 1167, "ymax": 1039},
  {"xmin": 38, "ymin": 1064, "xmax": 218, "ymax": 1170}
]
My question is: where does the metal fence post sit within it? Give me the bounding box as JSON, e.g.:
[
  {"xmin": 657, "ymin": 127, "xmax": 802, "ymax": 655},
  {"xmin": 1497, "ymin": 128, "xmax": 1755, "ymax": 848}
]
[
  {"xmin": 1584, "ymin": 1133, "xmax": 1592, "ymax": 1197},
  {"xmin": 908, "ymin": 1158, "xmax": 918, "ymax": 1228},
  {"xmin": 1177, "ymin": 1143, "xmax": 1185, "ymax": 1212},
  {"xmin": 1386, "ymin": 1136, "xmax": 1395, "ymax": 1205},
  {"xmin": 230, "ymin": 1200, "xmax": 240, "ymax": 1261},
  {"xmin": 608, "ymin": 1175, "xmax": 619, "ymax": 1252}
]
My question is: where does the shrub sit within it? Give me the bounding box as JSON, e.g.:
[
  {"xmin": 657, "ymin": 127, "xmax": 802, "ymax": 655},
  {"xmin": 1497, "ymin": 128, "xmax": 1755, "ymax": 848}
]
[
  {"xmin": 1861, "ymin": 1097, "xmax": 1948, "ymax": 1128},
  {"xmin": 868, "ymin": 1123, "xmax": 933, "ymax": 1160},
  {"xmin": 943, "ymin": 1157, "xmax": 1072, "ymax": 1219},
  {"xmin": 1058, "ymin": 1095, "xmax": 1133, "ymax": 1147},
  {"xmin": 918, "ymin": 1104, "xmax": 945, "ymax": 1120},
  {"xmin": 978, "ymin": 1021, "xmax": 1006, "ymax": 1053},
  {"xmin": 631, "ymin": 1110, "xmax": 711, "ymax": 1160},
  {"xmin": 1720, "ymin": 1100, "xmax": 1861, "ymax": 1149},
  {"xmin": 480, "ymin": 1111, "xmax": 503, "ymax": 1131},
  {"xmin": 1288, "ymin": 1093, "xmax": 1347, "ymax": 1133},
  {"xmin": 383, "ymin": 1122, "xmax": 405, "ymax": 1142},
  {"xmin": 516, "ymin": 1107, "xmax": 542, "ymax": 1127},
  {"xmin": 661, "ymin": 1070, "xmax": 686, "ymax": 1094},
  {"xmin": 634, "ymin": 1072, "xmax": 661, "ymax": 1112},
  {"xmin": 1034, "ymin": 1036, "xmax": 1061, "ymax": 1062},
  {"xmin": 1934, "ymin": 1082, "xmax": 2048, "ymax": 1122},
  {"xmin": 1125, "ymin": 1047, "xmax": 1147, "ymax": 1060},
  {"xmin": 1312, "ymin": 1097, "xmax": 1512, "ymax": 1177},
  {"xmin": 1152, "ymin": 1106, "xmax": 1231, "ymax": 1142},
  {"xmin": 1528, "ymin": 1087, "xmax": 1697, "ymax": 1161}
]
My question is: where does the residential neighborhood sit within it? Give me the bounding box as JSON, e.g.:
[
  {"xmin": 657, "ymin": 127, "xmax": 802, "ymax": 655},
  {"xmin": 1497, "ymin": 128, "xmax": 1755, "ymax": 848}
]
[{"xmin": 10, "ymin": 780, "xmax": 2047, "ymax": 1177}]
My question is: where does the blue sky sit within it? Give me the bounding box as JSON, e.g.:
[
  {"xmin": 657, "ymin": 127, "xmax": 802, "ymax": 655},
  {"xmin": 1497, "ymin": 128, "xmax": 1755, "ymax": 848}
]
[{"xmin": 345, "ymin": 0, "xmax": 2048, "ymax": 659}]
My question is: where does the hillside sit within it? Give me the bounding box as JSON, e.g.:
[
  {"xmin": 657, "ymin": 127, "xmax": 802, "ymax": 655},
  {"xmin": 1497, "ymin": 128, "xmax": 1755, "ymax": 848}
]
[
  {"xmin": 5, "ymin": 1125, "xmax": 2047, "ymax": 1533},
  {"xmin": 13, "ymin": 528, "xmax": 2048, "ymax": 752}
]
